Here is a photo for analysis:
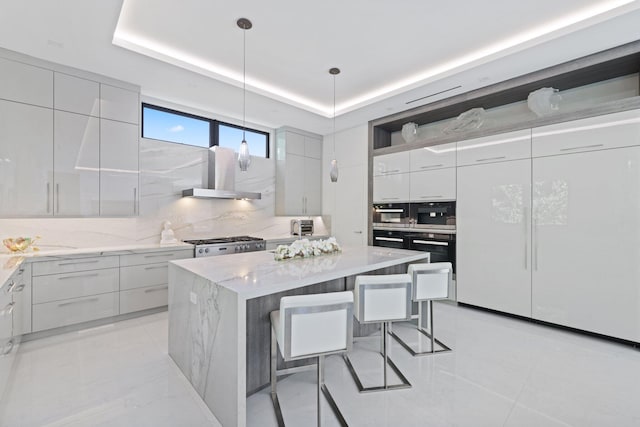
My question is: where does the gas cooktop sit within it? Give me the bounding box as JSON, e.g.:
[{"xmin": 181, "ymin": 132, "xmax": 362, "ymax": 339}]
[{"xmin": 183, "ymin": 236, "xmax": 266, "ymax": 257}]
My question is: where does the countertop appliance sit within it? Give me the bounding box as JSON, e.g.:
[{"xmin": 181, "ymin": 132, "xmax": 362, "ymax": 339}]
[
  {"xmin": 183, "ymin": 236, "xmax": 266, "ymax": 257},
  {"xmin": 291, "ymin": 219, "xmax": 314, "ymax": 236}
]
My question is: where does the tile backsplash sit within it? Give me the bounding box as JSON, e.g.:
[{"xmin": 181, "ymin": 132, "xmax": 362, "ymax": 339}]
[{"xmin": 0, "ymin": 138, "xmax": 327, "ymax": 251}]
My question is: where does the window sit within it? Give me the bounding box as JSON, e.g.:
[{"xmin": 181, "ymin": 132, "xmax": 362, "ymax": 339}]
[
  {"xmin": 142, "ymin": 103, "xmax": 269, "ymax": 157},
  {"xmin": 142, "ymin": 104, "xmax": 210, "ymax": 148},
  {"xmin": 217, "ymin": 123, "xmax": 269, "ymax": 158}
]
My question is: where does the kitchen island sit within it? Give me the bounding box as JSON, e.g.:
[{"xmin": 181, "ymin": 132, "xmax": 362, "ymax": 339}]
[{"xmin": 167, "ymin": 246, "xmax": 429, "ymax": 426}]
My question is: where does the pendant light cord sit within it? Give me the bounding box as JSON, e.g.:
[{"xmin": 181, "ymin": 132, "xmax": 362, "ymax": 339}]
[
  {"xmin": 333, "ymin": 73, "xmax": 336, "ymax": 155},
  {"xmin": 242, "ymin": 27, "xmax": 246, "ymax": 141}
]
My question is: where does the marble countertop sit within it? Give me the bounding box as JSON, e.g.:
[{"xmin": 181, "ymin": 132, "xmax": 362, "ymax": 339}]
[
  {"xmin": 170, "ymin": 246, "xmax": 429, "ymax": 300},
  {"xmin": 0, "ymin": 242, "xmax": 194, "ymax": 288}
]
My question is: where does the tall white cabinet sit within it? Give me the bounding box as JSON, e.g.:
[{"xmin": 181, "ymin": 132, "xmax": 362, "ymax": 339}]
[
  {"xmin": 456, "ymin": 130, "xmax": 532, "ymax": 317},
  {"xmin": 275, "ymin": 128, "xmax": 322, "ymax": 215},
  {"xmin": 530, "ymin": 110, "xmax": 640, "ymax": 342}
]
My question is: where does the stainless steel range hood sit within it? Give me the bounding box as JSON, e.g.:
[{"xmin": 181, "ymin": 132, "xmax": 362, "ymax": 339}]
[{"xmin": 182, "ymin": 147, "xmax": 261, "ymax": 200}]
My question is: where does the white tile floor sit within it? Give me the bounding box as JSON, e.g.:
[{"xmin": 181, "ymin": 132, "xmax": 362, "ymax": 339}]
[{"xmin": 2, "ymin": 303, "xmax": 640, "ymax": 427}]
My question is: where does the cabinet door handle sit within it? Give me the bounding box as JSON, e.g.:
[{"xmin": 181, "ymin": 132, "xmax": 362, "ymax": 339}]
[
  {"xmin": 46, "ymin": 182, "xmax": 50, "ymax": 213},
  {"xmin": 475, "ymin": 156, "xmax": 506, "ymax": 162},
  {"xmin": 523, "ymin": 206, "xmax": 528, "ymax": 270},
  {"xmin": 12, "ymin": 284, "xmax": 26, "ymax": 293},
  {"xmin": 381, "ymin": 197, "xmax": 399, "ymax": 201},
  {"xmin": 5, "ymin": 280, "xmax": 15, "ymax": 293},
  {"xmin": 58, "ymin": 297, "xmax": 100, "ymax": 307},
  {"xmin": 144, "ymin": 253, "xmax": 174, "ymax": 258},
  {"xmin": 1, "ymin": 339, "xmax": 14, "ymax": 356},
  {"xmin": 382, "ymin": 169, "xmax": 400, "ymax": 174},
  {"xmin": 57, "ymin": 273, "xmax": 100, "ymax": 280},
  {"xmin": 0, "ymin": 302, "xmax": 15, "ymax": 316},
  {"xmin": 133, "ymin": 188, "xmax": 137, "ymax": 215},
  {"xmin": 353, "ymin": 231, "xmax": 363, "ymax": 234},
  {"xmin": 58, "ymin": 260, "xmax": 99, "ymax": 266},
  {"xmin": 533, "ymin": 216, "xmax": 539, "ymax": 271},
  {"xmin": 419, "ymin": 164, "xmax": 444, "ymax": 169},
  {"xmin": 56, "ymin": 183, "xmax": 60, "ymax": 213},
  {"xmin": 145, "ymin": 265, "xmax": 168, "ymax": 270},
  {"xmin": 420, "ymin": 195, "xmax": 443, "ymax": 199},
  {"xmin": 144, "ymin": 286, "xmax": 168, "ymax": 293},
  {"xmin": 559, "ymin": 144, "xmax": 603, "ymax": 152}
]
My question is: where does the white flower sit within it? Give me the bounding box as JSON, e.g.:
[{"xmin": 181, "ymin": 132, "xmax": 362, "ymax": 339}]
[{"xmin": 273, "ymin": 237, "xmax": 341, "ymax": 261}]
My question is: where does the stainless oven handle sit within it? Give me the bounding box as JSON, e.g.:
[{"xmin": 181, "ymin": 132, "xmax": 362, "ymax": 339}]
[
  {"xmin": 374, "ymin": 237, "xmax": 404, "ymax": 243},
  {"xmin": 375, "ymin": 209, "xmax": 404, "ymax": 213},
  {"xmin": 381, "ymin": 198, "xmax": 400, "ymax": 201},
  {"xmin": 412, "ymin": 240, "xmax": 448, "ymax": 246}
]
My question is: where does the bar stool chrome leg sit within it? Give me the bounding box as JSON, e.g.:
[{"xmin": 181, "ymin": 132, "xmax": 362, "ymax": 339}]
[
  {"xmin": 342, "ymin": 321, "xmax": 411, "ymax": 393},
  {"xmin": 389, "ymin": 300, "xmax": 452, "ymax": 356}
]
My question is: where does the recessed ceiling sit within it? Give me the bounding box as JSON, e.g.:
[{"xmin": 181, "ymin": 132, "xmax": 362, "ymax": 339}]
[{"xmin": 113, "ymin": 0, "xmax": 640, "ymax": 117}]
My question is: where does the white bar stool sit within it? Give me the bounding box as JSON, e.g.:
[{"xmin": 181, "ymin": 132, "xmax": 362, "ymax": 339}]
[
  {"xmin": 389, "ymin": 262, "xmax": 453, "ymax": 356},
  {"xmin": 343, "ymin": 274, "xmax": 412, "ymax": 392},
  {"xmin": 270, "ymin": 291, "xmax": 354, "ymax": 427}
]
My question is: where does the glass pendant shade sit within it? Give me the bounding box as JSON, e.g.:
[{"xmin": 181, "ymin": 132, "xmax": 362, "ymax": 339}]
[
  {"xmin": 329, "ymin": 159, "xmax": 339, "ymax": 182},
  {"xmin": 238, "ymin": 139, "xmax": 251, "ymax": 171}
]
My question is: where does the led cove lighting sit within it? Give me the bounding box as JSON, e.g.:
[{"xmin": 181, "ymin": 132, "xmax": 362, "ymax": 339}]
[{"xmin": 113, "ymin": 0, "xmax": 637, "ymax": 117}]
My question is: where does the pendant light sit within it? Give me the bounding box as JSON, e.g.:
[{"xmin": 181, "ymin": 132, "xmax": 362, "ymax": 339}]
[
  {"xmin": 329, "ymin": 67, "xmax": 340, "ymax": 183},
  {"xmin": 237, "ymin": 18, "xmax": 252, "ymax": 172}
]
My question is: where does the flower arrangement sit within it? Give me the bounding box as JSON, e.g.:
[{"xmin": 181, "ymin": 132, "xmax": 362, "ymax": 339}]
[
  {"xmin": 3, "ymin": 236, "xmax": 41, "ymax": 253},
  {"xmin": 273, "ymin": 237, "xmax": 341, "ymax": 261}
]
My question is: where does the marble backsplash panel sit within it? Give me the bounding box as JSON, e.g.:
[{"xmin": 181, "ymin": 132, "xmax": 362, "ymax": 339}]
[{"xmin": 0, "ymin": 138, "xmax": 327, "ymax": 251}]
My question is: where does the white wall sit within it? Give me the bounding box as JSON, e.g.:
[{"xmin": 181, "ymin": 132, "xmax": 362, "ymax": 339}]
[
  {"xmin": 0, "ymin": 138, "xmax": 327, "ymax": 251},
  {"xmin": 322, "ymin": 124, "xmax": 369, "ymax": 246}
]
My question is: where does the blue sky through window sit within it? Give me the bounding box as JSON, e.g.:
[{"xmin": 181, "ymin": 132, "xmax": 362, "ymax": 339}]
[
  {"xmin": 143, "ymin": 106, "xmax": 209, "ymax": 148},
  {"xmin": 218, "ymin": 124, "xmax": 268, "ymax": 157}
]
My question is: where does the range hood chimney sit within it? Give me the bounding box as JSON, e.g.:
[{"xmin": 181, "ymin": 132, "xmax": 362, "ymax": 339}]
[{"xmin": 182, "ymin": 147, "xmax": 261, "ymax": 200}]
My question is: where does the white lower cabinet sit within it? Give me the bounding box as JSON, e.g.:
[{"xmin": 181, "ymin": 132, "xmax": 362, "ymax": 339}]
[
  {"xmin": 457, "ymin": 159, "xmax": 532, "ymax": 317},
  {"xmin": 531, "ymin": 147, "xmax": 640, "ymax": 342},
  {"xmin": 32, "ymin": 268, "xmax": 119, "ymax": 304},
  {"xmin": 33, "ymin": 292, "xmax": 119, "ymax": 332},
  {"xmin": 120, "ymin": 285, "xmax": 168, "ymax": 315},
  {"xmin": 0, "ymin": 279, "xmax": 15, "ymax": 401},
  {"xmin": 11, "ymin": 264, "xmax": 31, "ymax": 336}
]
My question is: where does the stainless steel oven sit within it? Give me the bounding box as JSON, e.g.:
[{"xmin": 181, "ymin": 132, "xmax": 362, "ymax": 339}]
[
  {"xmin": 372, "ymin": 229, "xmax": 409, "ymax": 249},
  {"xmin": 372, "ymin": 203, "xmax": 410, "ymax": 228},
  {"xmin": 410, "ymin": 201, "xmax": 456, "ymax": 230}
]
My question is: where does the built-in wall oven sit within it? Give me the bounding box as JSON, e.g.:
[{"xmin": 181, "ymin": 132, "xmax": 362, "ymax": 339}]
[
  {"xmin": 410, "ymin": 201, "xmax": 456, "ymax": 229},
  {"xmin": 372, "ymin": 229, "xmax": 409, "ymax": 249},
  {"xmin": 406, "ymin": 231, "xmax": 456, "ymax": 271},
  {"xmin": 373, "ymin": 203, "xmax": 410, "ymax": 228}
]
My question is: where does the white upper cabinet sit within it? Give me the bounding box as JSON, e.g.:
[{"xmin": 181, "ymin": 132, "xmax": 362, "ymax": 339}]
[
  {"xmin": 0, "ymin": 100, "xmax": 53, "ymax": 216},
  {"xmin": 275, "ymin": 128, "xmax": 322, "ymax": 215},
  {"xmin": 100, "ymin": 84, "xmax": 139, "ymax": 124},
  {"xmin": 409, "ymin": 142, "xmax": 456, "ymax": 171},
  {"xmin": 372, "ymin": 151, "xmax": 410, "ymax": 176},
  {"xmin": 457, "ymin": 129, "xmax": 531, "ymax": 166},
  {"xmin": 373, "ymin": 173, "xmax": 410, "ymax": 203},
  {"xmin": 100, "ymin": 119, "xmax": 139, "ymax": 216},
  {"xmin": 54, "ymin": 73, "xmax": 99, "ymax": 117},
  {"xmin": 54, "ymin": 111, "xmax": 100, "ymax": 216},
  {"xmin": 532, "ymin": 109, "xmax": 640, "ymax": 157},
  {"xmin": 409, "ymin": 168, "xmax": 456, "ymax": 201},
  {"xmin": 0, "ymin": 57, "xmax": 53, "ymax": 108}
]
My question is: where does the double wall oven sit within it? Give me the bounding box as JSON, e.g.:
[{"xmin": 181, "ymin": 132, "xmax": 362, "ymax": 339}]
[{"xmin": 373, "ymin": 201, "xmax": 456, "ymax": 273}]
